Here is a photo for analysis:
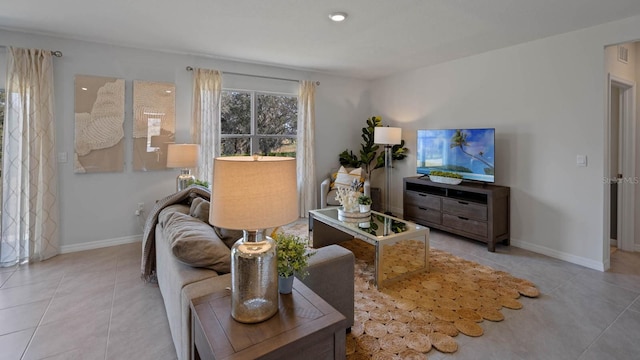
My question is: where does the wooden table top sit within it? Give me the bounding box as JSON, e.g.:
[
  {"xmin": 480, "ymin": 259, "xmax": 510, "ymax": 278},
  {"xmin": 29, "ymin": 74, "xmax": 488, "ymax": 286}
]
[{"xmin": 191, "ymin": 279, "xmax": 347, "ymax": 360}]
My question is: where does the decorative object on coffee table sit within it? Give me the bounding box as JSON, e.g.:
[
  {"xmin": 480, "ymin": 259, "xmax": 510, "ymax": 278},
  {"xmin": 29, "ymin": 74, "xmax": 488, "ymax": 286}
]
[
  {"xmin": 374, "ymin": 126, "xmax": 402, "ymax": 214},
  {"xmin": 358, "ymin": 194, "xmax": 372, "ymax": 213},
  {"xmin": 209, "ymin": 155, "xmax": 298, "ymax": 323},
  {"xmin": 274, "ymin": 232, "xmax": 315, "ymax": 294},
  {"xmin": 166, "ymin": 143, "xmax": 199, "ymax": 191}
]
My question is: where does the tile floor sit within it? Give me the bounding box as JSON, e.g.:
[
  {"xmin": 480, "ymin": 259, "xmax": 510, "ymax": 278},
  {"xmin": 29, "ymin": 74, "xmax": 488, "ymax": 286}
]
[{"xmin": 0, "ymin": 229, "xmax": 639, "ymax": 360}]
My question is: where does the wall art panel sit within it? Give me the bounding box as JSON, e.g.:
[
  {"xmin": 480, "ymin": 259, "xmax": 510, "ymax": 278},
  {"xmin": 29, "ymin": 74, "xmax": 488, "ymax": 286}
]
[
  {"xmin": 74, "ymin": 75, "xmax": 125, "ymax": 173},
  {"xmin": 133, "ymin": 80, "xmax": 176, "ymax": 171}
]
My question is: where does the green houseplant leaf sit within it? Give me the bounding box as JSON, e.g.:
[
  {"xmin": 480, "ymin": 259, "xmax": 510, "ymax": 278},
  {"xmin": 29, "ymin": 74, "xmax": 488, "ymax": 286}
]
[
  {"xmin": 338, "ymin": 116, "xmax": 408, "ymax": 180},
  {"xmin": 274, "ymin": 233, "xmax": 315, "ymax": 278}
]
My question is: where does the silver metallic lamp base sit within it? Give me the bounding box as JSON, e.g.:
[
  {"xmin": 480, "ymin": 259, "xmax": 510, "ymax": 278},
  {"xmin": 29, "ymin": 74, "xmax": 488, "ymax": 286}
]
[
  {"xmin": 230, "ymin": 229, "xmax": 278, "ymax": 323},
  {"xmin": 176, "ymin": 169, "xmax": 195, "ymax": 192}
]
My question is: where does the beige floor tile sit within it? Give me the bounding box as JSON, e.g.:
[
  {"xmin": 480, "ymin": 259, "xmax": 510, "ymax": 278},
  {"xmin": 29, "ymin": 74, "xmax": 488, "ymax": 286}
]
[
  {"xmin": 0, "ymin": 327, "xmax": 35, "ymax": 360},
  {"xmin": 1, "ymin": 265, "xmax": 66, "ymax": 289},
  {"xmin": 580, "ymin": 309, "xmax": 640, "ymax": 360},
  {"xmin": 40, "ymin": 282, "xmax": 114, "ymax": 326},
  {"xmin": 23, "ymin": 308, "xmax": 110, "ymax": 360},
  {"xmin": 0, "ymin": 280, "xmax": 59, "ymax": 310},
  {"xmin": 0, "ymin": 299, "xmax": 49, "ymax": 336},
  {"xmin": 106, "ymin": 318, "xmax": 176, "ymax": 360},
  {"xmin": 0, "ymin": 271, "xmax": 13, "ymax": 288}
]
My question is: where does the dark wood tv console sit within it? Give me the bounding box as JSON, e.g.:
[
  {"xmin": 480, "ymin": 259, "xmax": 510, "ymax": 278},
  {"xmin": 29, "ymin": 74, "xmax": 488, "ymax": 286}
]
[{"xmin": 403, "ymin": 176, "xmax": 510, "ymax": 252}]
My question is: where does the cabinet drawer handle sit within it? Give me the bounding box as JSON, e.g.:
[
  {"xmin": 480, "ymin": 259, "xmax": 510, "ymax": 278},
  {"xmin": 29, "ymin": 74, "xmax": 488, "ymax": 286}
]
[
  {"xmin": 418, "ymin": 207, "xmax": 428, "ymax": 211},
  {"xmin": 458, "ymin": 201, "xmax": 468, "ymax": 205},
  {"xmin": 458, "ymin": 216, "xmax": 469, "ymax": 220},
  {"xmin": 418, "ymin": 193, "xmax": 427, "ymax": 197}
]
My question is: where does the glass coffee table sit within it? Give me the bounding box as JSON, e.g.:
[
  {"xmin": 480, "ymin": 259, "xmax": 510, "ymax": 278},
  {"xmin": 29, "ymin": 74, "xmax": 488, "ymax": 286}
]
[{"xmin": 309, "ymin": 207, "xmax": 429, "ymax": 288}]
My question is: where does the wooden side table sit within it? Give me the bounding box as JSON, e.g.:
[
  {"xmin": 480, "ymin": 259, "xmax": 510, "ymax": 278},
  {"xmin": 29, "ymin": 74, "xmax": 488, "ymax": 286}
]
[{"xmin": 191, "ymin": 279, "xmax": 347, "ymax": 360}]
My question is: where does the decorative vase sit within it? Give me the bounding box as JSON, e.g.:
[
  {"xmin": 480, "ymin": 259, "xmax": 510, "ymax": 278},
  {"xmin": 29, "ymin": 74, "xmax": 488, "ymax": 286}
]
[
  {"xmin": 359, "ymin": 204, "xmax": 371, "ymax": 213},
  {"xmin": 230, "ymin": 229, "xmax": 278, "ymax": 323},
  {"xmin": 278, "ymin": 275, "xmax": 294, "ymax": 294}
]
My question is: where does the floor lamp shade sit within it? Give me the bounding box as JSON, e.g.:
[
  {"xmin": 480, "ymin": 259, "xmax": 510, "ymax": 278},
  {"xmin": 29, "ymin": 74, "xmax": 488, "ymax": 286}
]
[
  {"xmin": 166, "ymin": 144, "xmax": 199, "ymax": 191},
  {"xmin": 374, "ymin": 127, "xmax": 402, "ymax": 214},
  {"xmin": 374, "ymin": 127, "xmax": 402, "ymax": 145},
  {"xmin": 209, "ymin": 156, "xmax": 298, "ymax": 323}
]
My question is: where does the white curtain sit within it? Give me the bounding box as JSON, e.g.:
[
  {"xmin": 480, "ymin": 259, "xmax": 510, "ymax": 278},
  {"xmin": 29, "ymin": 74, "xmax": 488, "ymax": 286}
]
[
  {"xmin": 1, "ymin": 47, "xmax": 59, "ymax": 267},
  {"xmin": 191, "ymin": 68, "xmax": 222, "ymax": 187},
  {"xmin": 296, "ymin": 81, "xmax": 317, "ymax": 217}
]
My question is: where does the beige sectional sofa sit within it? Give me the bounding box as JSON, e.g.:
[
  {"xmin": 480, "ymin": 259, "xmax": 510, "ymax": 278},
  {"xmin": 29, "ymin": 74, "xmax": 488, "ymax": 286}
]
[{"xmin": 149, "ymin": 196, "xmax": 355, "ymax": 360}]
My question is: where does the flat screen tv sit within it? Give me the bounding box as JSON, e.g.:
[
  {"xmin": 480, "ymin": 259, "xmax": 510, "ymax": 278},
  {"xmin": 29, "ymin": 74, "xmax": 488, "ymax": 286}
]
[{"xmin": 416, "ymin": 128, "xmax": 495, "ymax": 183}]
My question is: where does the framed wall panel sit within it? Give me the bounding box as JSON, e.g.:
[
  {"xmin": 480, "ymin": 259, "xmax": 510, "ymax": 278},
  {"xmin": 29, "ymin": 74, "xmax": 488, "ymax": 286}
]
[
  {"xmin": 133, "ymin": 80, "xmax": 176, "ymax": 171},
  {"xmin": 74, "ymin": 75, "xmax": 125, "ymax": 173}
]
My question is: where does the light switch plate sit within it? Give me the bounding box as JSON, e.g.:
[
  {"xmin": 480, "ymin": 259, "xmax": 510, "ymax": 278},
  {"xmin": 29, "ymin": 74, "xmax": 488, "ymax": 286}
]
[{"xmin": 576, "ymin": 155, "xmax": 587, "ymax": 167}]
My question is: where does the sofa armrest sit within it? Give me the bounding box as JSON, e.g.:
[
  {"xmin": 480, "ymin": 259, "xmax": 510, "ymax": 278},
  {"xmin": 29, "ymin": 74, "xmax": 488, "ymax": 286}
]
[
  {"xmin": 297, "ymin": 245, "xmax": 354, "ymax": 328},
  {"xmin": 320, "ymin": 178, "xmax": 331, "ymax": 209}
]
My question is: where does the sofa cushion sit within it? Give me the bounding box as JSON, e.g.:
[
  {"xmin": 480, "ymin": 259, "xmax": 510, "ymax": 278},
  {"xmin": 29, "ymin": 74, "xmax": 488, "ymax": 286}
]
[
  {"xmin": 163, "ymin": 212, "xmax": 231, "ymax": 273},
  {"xmin": 331, "ymin": 166, "xmax": 364, "ymax": 192},
  {"xmin": 189, "ymin": 197, "xmax": 210, "ymax": 223},
  {"xmin": 158, "ymin": 204, "xmax": 191, "ymax": 227},
  {"xmin": 213, "ymin": 227, "xmax": 243, "ymax": 249}
]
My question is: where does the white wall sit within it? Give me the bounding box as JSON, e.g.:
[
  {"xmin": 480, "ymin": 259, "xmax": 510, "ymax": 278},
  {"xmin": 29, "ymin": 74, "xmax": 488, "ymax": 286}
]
[
  {"xmin": 0, "ymin": 29, "xmax": 370, "ymax": 251},
  {"xmin": 370, "ymin": 14, "xmax": 640, "ymax": 270}
]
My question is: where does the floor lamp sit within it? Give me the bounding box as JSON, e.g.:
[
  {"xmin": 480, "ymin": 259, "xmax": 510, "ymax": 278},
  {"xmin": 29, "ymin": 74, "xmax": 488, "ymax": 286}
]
[{"xmin": 374, "ymin": 126, "xmax": 402, "ymax": 214}]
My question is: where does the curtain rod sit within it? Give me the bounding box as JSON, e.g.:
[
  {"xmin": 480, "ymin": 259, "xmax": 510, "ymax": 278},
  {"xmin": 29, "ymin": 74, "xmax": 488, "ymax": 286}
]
[
  {"xmin": 186, "ymin": 66, "xmax": 319, "ymax": 86},
  {"xmin": 0, "ymin": 45, "xmax": 62, "ymax": 57}
]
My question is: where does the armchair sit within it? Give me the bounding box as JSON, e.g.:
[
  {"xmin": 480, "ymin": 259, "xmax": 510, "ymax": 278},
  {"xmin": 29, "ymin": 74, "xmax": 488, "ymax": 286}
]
[{"xmin": 320, "ymin": 167, "xmax": 370, "ymax": 208}]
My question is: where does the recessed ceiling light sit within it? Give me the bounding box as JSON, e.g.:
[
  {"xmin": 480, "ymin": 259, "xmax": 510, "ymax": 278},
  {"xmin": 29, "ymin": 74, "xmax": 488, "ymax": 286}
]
[
  {"xmin": 165, "ymin": 90, "xmax": 172, "ymax": 94},
  {"xmin": 328, "ymin": 12, "xmax": 348, "ymax": 22},
  {"xmin": 81, "ymin": 87, "xmax": 88, "ymax": 91}
]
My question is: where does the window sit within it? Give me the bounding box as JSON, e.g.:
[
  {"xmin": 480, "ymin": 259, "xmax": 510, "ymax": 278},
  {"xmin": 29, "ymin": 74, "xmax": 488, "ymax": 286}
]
[{"xmin": 220, "ymin": 90, "xmax": 297, "ymax": 157}]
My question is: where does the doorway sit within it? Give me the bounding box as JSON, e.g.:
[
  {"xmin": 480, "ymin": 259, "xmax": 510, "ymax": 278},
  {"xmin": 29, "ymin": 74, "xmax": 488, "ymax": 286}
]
[{"xmin": 606, "ymin": 74, "xmax": 636, "ymax": 265}]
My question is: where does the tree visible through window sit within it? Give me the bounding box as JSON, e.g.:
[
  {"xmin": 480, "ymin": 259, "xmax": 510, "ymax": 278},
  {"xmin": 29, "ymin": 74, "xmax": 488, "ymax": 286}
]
[{"xmin": 220, "ymin": 90, "xmax": 297, "ymax": 157}]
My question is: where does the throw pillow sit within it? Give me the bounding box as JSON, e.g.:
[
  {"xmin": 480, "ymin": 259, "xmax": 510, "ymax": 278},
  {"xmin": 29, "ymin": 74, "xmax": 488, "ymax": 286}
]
[
  {"xmin": 189, "ymin": 197, "xmax": 210, "ymax": 223},
  {"xmin": 213, "ymin": 227, "xmax": 244, "ymax": 249},
  {"xmin": 164, "ymin": 212, "xmax": 231, "ymax": 273},
  {"xmin": 332, "ymin": 166, "xmax": 364, "ymax": 191}
]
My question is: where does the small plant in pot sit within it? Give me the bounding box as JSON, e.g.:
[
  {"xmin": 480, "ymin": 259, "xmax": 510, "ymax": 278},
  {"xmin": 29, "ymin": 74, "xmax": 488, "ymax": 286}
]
[
  {"xmin": 358, "ymin": 195, "xmax": 372, "ymax": 213},
  {"xmin": 274, "ymin": 233, "xmax": 315, "ymax": 294}
]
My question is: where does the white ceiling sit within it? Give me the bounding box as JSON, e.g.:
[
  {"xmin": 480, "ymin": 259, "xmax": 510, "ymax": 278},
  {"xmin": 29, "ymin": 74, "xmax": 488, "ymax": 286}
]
[{"xmin": 2, "ymin": 0, "xmax": 640, "ymax": 79}]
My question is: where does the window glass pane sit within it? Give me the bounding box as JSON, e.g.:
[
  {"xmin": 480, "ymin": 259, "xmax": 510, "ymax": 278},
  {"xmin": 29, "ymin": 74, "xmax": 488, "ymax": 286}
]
[
  {"xmin": 221, "ymin": 137, "xmax": 250, "ymax": 156},
  {"xmin": 221, "ymin": 91, "xmax": 251, "ymax": 135},
  {"xmin": 258, "ymin": 137, "xmax": 297, "ymax": 157},
  {"xmin": 256, "ymin": 94, "xmax": 297, "ymax": 135}
]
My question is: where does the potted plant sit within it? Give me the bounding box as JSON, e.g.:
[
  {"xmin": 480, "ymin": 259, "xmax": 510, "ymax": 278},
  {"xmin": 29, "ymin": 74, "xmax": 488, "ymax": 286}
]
[
  {"xmin": 338, "ymin": 116, "xmax": 408, "ymax": 180},
  {"xmin": 428, "ymin": 170, "xmax": 463, "ymax": 185},
  {"xmin": 274, "ymin": 233, "xmax": 315, "ymax": 294},
  {"xmin": 358, "ymin": 195, "xmax": 372, "ymax": 213}
]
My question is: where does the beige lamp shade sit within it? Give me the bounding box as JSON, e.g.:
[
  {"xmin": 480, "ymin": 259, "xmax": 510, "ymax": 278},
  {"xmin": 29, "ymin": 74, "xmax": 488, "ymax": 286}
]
[
  {"xmin": 166, "ymin": 144, "xmax": 199, "ymax": 168},
  {"xmin": 209, "ymin": 156, "xmax": 298, "ymax": 230},
  {"xmin": 374, "ymin": 127, "xmax": 402, "ymax": 145}
]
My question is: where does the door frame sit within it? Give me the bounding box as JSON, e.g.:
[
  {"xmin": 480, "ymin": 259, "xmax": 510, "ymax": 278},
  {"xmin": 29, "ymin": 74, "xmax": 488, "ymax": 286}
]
[{"xmin": 604, "ymin": 73, "xmax": 636, "ymax": 268}]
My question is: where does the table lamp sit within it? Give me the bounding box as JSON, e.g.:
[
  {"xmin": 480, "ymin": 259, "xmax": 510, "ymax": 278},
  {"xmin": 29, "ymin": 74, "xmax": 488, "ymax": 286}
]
[
  {"xmin": 166, "ymin": 144, "xmax": 199, "ymax": 191},
  {"xmin": 209, "ymin": 155, "xmax": 298, "ymax": 323},
  {"xmin": 374, "ymin": 126, "xmax": 402, "ymax": 214}
]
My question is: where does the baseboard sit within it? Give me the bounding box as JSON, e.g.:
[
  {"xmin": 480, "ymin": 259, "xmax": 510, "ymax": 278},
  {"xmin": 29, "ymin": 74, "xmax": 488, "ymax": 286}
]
[
  {"xmin": 60, "ymin": 235, "xmax": 142, "ymax": 254},
  {"xmin": 510, "ymin": 239, "xmax": 605, "ymax": 271}
]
